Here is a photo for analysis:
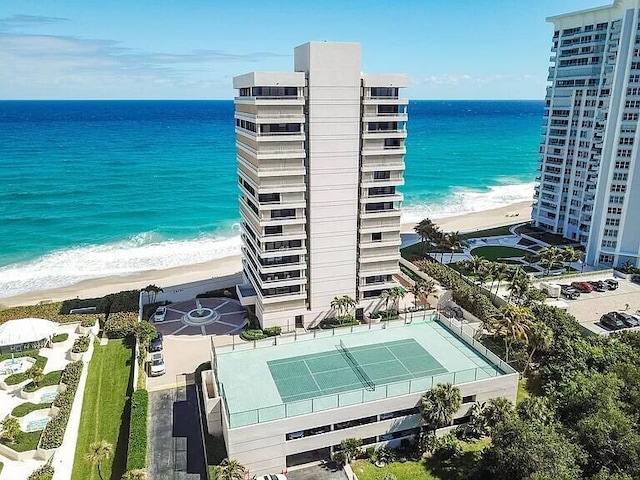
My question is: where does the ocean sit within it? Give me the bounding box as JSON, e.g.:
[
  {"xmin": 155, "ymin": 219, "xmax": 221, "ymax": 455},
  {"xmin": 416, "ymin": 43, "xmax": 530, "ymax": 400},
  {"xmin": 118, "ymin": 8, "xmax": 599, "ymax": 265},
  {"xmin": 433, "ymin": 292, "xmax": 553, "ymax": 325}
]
[{"xmin": 0, "ymin": 100, "xmax": 542, "ymax": 298}]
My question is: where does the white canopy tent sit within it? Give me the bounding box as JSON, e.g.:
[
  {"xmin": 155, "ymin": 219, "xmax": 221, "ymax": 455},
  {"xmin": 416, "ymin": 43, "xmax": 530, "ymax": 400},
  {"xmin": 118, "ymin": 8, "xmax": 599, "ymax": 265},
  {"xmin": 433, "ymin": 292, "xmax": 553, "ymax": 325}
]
[{"xmin": 0, "ymin": 318, "xmax": 59, "ymax": 348}]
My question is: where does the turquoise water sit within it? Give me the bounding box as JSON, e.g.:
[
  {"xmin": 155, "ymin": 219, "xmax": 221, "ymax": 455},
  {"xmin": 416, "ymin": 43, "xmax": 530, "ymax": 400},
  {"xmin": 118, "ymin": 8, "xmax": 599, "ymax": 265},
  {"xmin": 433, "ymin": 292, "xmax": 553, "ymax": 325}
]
[{"xmin": 0, "ymin": 100, "xmax": 542, "ymax": 297}]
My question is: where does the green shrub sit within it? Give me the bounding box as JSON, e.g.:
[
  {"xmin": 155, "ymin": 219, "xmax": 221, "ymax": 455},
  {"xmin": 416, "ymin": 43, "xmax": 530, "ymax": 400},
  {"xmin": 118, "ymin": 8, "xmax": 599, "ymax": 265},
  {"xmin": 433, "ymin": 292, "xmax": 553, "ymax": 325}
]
[
  {"xmin": 0, "ymin": 302, "xmax": 93, "ymax": 326},
  {"xmin": 11, "ymin": 402, "xmax": 53, "ymax": 417},
  {"xmin": 27, "ymin": 464, "xmax": 54, "ymax": 480},
  {"xmin": 39, "ymin": 361, "xmax": 83, "ymax": 450},
  {"xmin": 263, "ymin": 326, "xmax": 282, "ymax": 337},
  {"xmin": 240, "ymin": 329, "xmax": 267, "ymax": 341},
  {"xmin": 320, "ymin": 315, "xmax": 359, "ymax": 329},
  {"xmin": 60, "ymin": 289, "xmax": 139, "ymax": 316},
  {"xmin": 196, "ymin": 288, "xmax": 239, "ymax": 300},
  {"xmin": 103, "ymin": 312, "xmax": 137, "ymax": 338},
  {"xmin": 24, "ymin": 370, "xmax": 62, "ymax": 393},
  {"xmin": 71, "ymin": 336, "xmax": 90, "ymax": 354},
  {"xmin": 246, "ymin": 312, "xmax": 260, "ymax": 330},
  {"xmin": 51, "ymin": 334, "xmax": 68, "ymax": 343},
  {"xmin": 4, "ymin": 354, "xmax": 47, "ymax": 386},
  {"xmin": 126, "ymin": 389, "xmax": 149, "ymax": 470},
  {"xmin": 80, "ymin": 317, "xmax": 99, "ymax": 328}
]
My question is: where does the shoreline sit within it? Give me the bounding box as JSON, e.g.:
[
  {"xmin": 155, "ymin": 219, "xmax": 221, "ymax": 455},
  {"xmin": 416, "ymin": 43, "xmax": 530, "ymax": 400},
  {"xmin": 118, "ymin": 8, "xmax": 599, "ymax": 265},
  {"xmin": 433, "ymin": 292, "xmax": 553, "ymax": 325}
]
[{"xmin": 0, "ymin": 200, "xmax": 532, "ymax": 308}]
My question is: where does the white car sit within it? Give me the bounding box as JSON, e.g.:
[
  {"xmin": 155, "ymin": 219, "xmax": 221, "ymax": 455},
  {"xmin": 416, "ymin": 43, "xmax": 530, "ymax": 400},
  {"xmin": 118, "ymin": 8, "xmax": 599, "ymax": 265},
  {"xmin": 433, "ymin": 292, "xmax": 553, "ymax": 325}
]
[
  {"xmin": 148, "ymin": 352, "xmax": 165, "ymax": 376},
  {"xmin": 153, "ymin": 306, "xmax": 167, "ymax": 323},
  {"xmin": 256, "ymin": 475, "xmax": 287, "ymax": 480}
]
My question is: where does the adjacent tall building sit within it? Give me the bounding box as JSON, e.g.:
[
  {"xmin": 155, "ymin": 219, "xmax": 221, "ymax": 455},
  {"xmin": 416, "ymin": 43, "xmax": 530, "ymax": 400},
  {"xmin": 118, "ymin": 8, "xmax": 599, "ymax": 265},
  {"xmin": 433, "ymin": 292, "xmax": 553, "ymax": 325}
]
[
  {"xmin": 234, "ymin": 42, "xmax": 408, "ymax": 329},
  {"xmin": 533, "ymin": 0, "xmax": 640, "ymax": 269}
]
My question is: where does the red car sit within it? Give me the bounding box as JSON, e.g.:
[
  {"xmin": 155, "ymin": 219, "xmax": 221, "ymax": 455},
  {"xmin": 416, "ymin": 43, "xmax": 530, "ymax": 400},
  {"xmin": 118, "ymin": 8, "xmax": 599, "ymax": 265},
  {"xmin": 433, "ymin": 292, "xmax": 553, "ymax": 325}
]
[{"xmin": 571, "ymin": 281, "xmax": 593, "ymax": 293}]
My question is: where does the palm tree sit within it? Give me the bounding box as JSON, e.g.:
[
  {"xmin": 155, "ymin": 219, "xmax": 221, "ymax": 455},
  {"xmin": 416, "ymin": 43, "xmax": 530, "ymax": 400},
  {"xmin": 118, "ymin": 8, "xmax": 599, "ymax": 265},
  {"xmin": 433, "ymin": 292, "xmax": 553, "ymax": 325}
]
[
  {"xmin": 507, "ymin": 268, "xmax": 531, "ymax": 304},
  {"xmin": 142, "ymin": 284, "xmax": 163, "ymax": 304},
  {"xmin": 331, "ymin": 296, "xmax": 345, "ymax": 317},
  {"xmin": 491, "ymin": 304, "xmax": 533, "ymax": 363},
  {"xmin": 27, "ymin": 365, "xmax": 44, "ymax": 389},
  {"xmin": 446, "ymin": 231, "xmax": 465, "ymax": 264},
  {"xmin": 85, "ymin": 440, "xmax": 113, "ymax": 480},
  {"xmin": 475, "ymin": 263, "xmax": 492, "ymax": 288},
  {"xmin": 491, "ymin": 263, "xmax": 511, "ymax": 301},
  {"xmin": 562, "ymin": 247, "xmax": 582, "ymax": 272},
  {"xmin": 338, "ymin": 437, "xmax": 363, "ymax": 464},
  {"xmin": 409, "ymin": 279, "xmax": 435, "ymax": 309},
  {"xmin": 414, "ymin": 219, "xmax": 434, "ymax": 254},
  {"xmin": 419, "ymin": 383, "xmax": 462, "ymax": 432},
  {"xmin": 482, "ymin": 397, "xmax": 515, "ymax": 433},
  {"xmin": 342, "ymin": 295, "xmax": 357, "ymax": 316},
  {"xmin": 121, "ymin": 470, "xmax": 147, "ymax": 480},
  {"xmin": 214, "ymin": 458, "xmax": 246, "ymax": 480},
  {"xmin": 539, "ymin": 246, "xmax": 564, "ymax": 276},
  {"xmin": 524, "ymin": 322, "xmax": 554, "ymax": 374},
  {"xmin": 465, "ymin": 255, "xmax": 487, "ymax": 276},
  {"xmin": 0, "ymin": 416, "xmax": 20, "ymax": 443}
]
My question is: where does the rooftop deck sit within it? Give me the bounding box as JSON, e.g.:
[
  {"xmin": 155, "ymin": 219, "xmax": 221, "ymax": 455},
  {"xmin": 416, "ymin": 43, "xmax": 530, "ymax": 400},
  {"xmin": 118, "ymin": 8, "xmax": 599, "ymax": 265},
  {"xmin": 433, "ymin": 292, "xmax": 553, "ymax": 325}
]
[{"xmin": 214, "ymin": 314, "xmax": 513, "ymax": 427}]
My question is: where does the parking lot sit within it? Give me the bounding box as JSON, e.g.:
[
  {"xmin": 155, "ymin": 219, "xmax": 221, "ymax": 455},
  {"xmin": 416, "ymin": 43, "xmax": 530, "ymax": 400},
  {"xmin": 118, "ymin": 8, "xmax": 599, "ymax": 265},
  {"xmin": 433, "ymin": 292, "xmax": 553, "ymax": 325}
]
[{"xmin": 553, "ymin": 275, "xmax": 640, "ymax": 333}]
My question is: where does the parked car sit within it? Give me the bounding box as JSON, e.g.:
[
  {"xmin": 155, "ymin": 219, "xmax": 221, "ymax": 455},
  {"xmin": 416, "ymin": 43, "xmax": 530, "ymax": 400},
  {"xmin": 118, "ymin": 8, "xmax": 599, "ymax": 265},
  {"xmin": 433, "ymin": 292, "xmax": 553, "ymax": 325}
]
[
  {"xmin": 600, "ymin": 312, "xmax": 625, "ymax": 330},
  {"xmin": 571, "ymin": 281, "xmax": 594, "ymax": 293},
  {"xmin": 148, "ymin": 352, "xmax": 166, "ymax": 376},
  {"xmin": 588, "ymin": 280, "xmax": 607, "ymax": 292},
  {"xmin": 148, "ymin": 332, "xmax": 163, "ymax": 353},
  {"xmin": 618, "ymin": 312, "xmax": 640, "ymax": 328},
  {"xmin": 631, "ymin": 274, "xmax": 640, "ymax": 285},
  {"xmin": 605, "ymin": 279, "xmax": 619, "ymax": 290},
  {"xmin": 560, "ymin": 286, "xmax": 580, "ymax": 300},
  {"xmin": 153, "ymin": 306, "xmax": 167, "ymax": 322},
  {"xmin": 256, "ymin": 475, "xmax": 288, "ymax": 480}
]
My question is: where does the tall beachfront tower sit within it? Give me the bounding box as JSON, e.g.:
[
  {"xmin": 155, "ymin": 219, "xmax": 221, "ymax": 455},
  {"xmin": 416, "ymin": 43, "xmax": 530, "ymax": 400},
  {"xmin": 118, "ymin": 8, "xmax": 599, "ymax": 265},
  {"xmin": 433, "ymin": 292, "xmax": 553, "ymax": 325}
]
[
  {"xmin": 533, "ymin": 0, "xmax": 640, "ymax": 269},
  {"xmin": 234, "ymin": 42, "xmax": 408, "ymax": 329}
]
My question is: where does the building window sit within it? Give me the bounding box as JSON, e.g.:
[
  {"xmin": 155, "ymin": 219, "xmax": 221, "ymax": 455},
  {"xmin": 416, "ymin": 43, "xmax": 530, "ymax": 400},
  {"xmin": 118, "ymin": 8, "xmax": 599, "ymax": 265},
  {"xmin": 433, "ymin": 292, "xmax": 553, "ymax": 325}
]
[
  {"xmin": 372, "ymin": 232, "xmax": 382, "ymax": 242},
  {"xmin": 265, "ymin": 225, "xmax": 283, "ymax": 236},
  {"xmin": 462, "ymin": 395, "xmax": 476, "ymax": 404},
  {"xmin": 379, "ymin": 427, "xmax": 420, "ymax": 442},
  {"xmin": 379, "ymin": 407, "xmax": 420, "ymax": 421},
  {"xmin": 370, "ymin": 87, "xmax": 399, "ymax": 98},
  {"xmin": 334, "ymin": 416, "xmax": 377, "ymax": 431},
  {"xmin": 373, "ymin": 171, "xmax": 391, "ymax": 181},
  {"xmin": 453, "ymin": 415, "xmax": 472, "ymax": 426}
]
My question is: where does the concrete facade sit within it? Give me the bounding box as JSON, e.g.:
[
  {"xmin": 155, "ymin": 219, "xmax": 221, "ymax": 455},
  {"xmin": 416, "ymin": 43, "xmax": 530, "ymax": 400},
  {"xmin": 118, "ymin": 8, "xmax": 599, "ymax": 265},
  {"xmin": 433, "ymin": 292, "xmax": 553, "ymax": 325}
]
[
  {"xmin": 202, "ymin": 316, "xmax": 519, "ymax": 476},
  {"xmin": 533, "ymin": 0, "xmax": 640, "ymax": 269},
  {"xmin": 233, "ymin": 42, "xmax": 408, "ymax": 329}
]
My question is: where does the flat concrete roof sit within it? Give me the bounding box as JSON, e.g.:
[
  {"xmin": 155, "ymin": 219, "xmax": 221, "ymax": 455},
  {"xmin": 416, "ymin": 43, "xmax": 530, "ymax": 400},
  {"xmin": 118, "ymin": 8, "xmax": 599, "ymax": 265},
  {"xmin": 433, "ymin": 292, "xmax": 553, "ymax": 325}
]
[{"xmin": 214, "ymin": 316, "xmax": 507, "ymax": 427}]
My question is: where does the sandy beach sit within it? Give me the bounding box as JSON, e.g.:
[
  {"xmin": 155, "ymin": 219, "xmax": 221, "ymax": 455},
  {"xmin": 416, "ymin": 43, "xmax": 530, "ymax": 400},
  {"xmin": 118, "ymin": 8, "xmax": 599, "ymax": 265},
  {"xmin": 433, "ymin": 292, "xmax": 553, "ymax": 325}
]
[{"xmin": 0, "ymin": 200, "xmax": 531, "ymax": 308}]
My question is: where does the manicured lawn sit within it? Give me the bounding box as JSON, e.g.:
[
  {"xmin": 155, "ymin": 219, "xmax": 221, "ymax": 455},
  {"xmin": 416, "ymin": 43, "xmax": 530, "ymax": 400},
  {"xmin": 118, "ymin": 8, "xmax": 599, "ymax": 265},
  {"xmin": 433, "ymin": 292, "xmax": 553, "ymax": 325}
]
[
  {"xmin": 0, "ymin": 429, "xmax": 43, "ymax": 452},
  {"xmin": 352, "ymin": 439, "xmax": 492, "ymax": 480},
  {"xmin": 23, "ymin": 370, "xmax": 62, "ymax": 393},
  {"xmin": 460, "ymin": 224, "xmax": 516, "ymax": 240},
  {"xmin": 71, "ymin": 339, "xmax": 134, "ymax": 480},
  {"xmin": 11, "ymin": 401, "xmax": 53, "ymax": 417},
  {"xmin": 470, "ymin": 246, "xmax": 529, "ymax": 261},
  {"xmin": 52, "ymin": 333, "xmax": 69, "ymax": 343}
]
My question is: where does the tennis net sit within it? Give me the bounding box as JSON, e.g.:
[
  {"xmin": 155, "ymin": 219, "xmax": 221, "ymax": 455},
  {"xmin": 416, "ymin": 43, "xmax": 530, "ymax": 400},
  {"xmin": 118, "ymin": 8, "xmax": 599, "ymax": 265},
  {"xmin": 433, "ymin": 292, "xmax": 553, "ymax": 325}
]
[{"xmin": 339, "ymin": 339, "xmax": 375, "ymax": 391}]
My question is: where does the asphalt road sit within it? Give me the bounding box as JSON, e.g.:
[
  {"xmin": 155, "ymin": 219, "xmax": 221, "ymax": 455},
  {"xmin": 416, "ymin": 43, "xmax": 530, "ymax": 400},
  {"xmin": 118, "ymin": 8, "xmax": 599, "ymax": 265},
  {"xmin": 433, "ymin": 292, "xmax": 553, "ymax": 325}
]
[{"xmin": 148, "ymin": 382, "xmax": 207, "ymax": 480}]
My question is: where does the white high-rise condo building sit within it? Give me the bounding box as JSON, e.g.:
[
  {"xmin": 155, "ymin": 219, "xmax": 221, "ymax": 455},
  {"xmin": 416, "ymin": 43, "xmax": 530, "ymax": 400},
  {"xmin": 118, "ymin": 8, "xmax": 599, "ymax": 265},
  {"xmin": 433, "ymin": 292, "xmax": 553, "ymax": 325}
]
[
  {"xmin": 533, "ymin": 0, "xmax": 640, "ymax": 269},
  {"xmin": 234, "ymin": 42, "xmax": 408, "ymax": 329}
]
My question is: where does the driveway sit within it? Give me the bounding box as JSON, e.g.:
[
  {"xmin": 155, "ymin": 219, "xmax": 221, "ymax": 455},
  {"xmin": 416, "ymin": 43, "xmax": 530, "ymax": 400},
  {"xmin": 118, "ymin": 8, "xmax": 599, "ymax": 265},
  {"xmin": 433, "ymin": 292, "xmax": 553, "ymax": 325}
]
[
  {"xmin": 148, "ymin": 380, "xmax": 207, "ymax": 480},
  {"xmin": 287, "ymin": 463, "xmax": 346, "ymax": 480}
]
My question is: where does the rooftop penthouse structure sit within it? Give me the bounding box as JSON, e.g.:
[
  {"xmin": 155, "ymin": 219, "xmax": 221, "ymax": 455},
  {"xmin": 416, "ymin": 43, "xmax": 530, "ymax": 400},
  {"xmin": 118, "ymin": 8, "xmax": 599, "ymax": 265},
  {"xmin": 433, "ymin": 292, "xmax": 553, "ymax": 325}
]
[
  {"xmin": 233, "ymin": 42, "xmax": 408, "ymax": 330},
  {"xmin": 201, "ymin": 314, "xmax": 518, "ymax": 475},
  {"xmin": 533, "ymin": 0, "xmax": 640, "ymax": 269}
]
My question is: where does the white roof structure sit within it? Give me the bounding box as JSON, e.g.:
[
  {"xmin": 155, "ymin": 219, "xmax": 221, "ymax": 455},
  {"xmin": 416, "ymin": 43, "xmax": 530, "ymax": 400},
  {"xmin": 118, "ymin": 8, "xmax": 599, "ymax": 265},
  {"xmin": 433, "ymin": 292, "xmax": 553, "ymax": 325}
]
[{"xmin": 0, "ymin": 318, "xmax": 59, "ymax": 347}]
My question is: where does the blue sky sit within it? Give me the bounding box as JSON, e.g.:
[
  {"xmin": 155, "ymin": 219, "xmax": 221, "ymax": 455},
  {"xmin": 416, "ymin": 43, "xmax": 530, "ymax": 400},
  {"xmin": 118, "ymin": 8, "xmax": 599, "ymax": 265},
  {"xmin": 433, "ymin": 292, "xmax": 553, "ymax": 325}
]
[{"xmin": 0, "ymin": 0, "xmax": 607, "ymax": 99}]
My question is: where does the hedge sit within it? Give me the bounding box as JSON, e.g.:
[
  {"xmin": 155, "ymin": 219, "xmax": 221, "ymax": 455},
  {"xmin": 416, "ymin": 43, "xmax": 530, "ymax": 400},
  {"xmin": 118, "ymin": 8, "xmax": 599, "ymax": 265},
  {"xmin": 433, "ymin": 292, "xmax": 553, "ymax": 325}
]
[
  {"xmin": 71, "ymin": 336, "xmax": 90, "ymax": 354},
  {"xmin": 196, "ymin": 288, "xmax": 239, "ymax": 300},
  {"xmin": 104, "ymin": 312, "xmax": 138, "ymax": 338},
  {"xmin": 415, "ymin": 260, "xmax": 499, "ymax": 322},
  {"xmin": 320, "ymin": 315, "xmax": 359, "ymax": 329},
  {"xmin": 60, "ymin": 290, "xmax": 139, "ymax": 315},
  {"xmin": 81, "ymin": 317, "xmax": 99, "ymax": 328},
  {"xmin": 39, "ymin": 361, "xmax": 83, "ymax": 450},
  {"xmin": 11, "ymin": 402, "xmax": 53, "ymax": 417},
  {"xmin": 240, "ymin": 329, "xmax": 267, "ymax": 341},
  {"xmin": 27, "ymin": 464, "xmax": 54, "ymax": 480},
  {"xmin": 126, "ymin": 389, "xmax": 149, "ymax": 470},
  {"xmin": 0, "ymin": 303, "xmax": 91, "ymax": 326},
  {"xmin": 263, "ymin": 326, "xmax": 281, "ymax": 337},
  {"xmin": 4, "ymin": 354, "xmax": 47, "ymax": 385}
]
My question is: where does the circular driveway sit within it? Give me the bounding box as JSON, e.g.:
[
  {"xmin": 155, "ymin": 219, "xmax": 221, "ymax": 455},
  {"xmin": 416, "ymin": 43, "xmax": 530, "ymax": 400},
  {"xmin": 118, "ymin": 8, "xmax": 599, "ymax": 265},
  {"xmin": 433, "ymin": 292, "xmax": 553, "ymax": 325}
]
[{"xmin": 152, "ymin": 297, "xmax": 247, "ymax": 337}]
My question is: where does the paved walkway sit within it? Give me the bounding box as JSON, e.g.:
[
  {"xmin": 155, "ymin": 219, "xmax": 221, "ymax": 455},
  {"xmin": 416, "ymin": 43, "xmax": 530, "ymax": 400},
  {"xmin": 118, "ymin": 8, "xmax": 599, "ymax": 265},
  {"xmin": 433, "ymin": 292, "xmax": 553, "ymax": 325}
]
[
  {"xmin": 153, "ymin": 298, "xmax": 246, "ymax": 337},
  {"xmin": 148, "ymin": 381, "xmax": 207, "ymax": 480}
]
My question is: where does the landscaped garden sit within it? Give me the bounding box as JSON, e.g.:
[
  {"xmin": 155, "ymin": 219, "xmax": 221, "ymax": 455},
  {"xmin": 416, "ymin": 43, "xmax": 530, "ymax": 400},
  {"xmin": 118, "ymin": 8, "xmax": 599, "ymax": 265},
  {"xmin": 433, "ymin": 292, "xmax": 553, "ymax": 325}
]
[
  {"xmin": 71, "ymin": 338, "xmax": 134, "ymax": 480},
  {"xmin": 469, "ymin": 246, "xmax": 529, "ymax": 261}
]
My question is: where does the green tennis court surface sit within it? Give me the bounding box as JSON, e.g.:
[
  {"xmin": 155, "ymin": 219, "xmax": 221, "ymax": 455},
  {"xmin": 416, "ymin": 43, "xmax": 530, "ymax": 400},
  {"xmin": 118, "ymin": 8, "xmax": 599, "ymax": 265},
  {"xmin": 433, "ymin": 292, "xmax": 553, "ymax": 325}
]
[{"xmin": 267, "ymin": 338, "xmax": 446, "ymax": 402}]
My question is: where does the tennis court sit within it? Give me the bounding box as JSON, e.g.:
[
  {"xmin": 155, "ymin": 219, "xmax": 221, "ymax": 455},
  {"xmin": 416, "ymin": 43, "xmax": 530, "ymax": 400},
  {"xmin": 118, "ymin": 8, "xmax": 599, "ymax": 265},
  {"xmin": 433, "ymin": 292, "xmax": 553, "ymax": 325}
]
[{"xmin": 267, "ymin": 339, "xmax": 446, "ymax": 402}]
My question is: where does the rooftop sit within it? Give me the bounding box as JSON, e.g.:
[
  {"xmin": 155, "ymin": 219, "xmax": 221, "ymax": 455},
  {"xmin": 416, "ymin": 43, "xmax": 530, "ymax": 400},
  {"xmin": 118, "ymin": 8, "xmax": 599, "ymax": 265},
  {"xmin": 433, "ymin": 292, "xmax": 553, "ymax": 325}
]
[{"xmin": 214, "ymin": 315, "xmax": 512, "ymax": 428}]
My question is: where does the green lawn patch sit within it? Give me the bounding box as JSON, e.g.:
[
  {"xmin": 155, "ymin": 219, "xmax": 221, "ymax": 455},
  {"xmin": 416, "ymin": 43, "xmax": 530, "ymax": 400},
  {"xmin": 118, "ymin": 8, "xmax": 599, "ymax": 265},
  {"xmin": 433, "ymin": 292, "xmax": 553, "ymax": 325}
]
[
  {"xmin": 4, "ymin": 354, "xmax": 48, "ymax": 386},
  {"xmin": 0, "ymin": 429, "xmax": 43, "ymax": 452},
  {"xmin": 52, "ymin": 333, "xmax": 68, "ymax": 343},
  {"xmin": 470, "ymin": 246, "xmax": 529, "ymax": 262},
  {"xmin": 126, "ymin": 389, "xmax": 148, "ymax": 471},
  {"xmin": 11, "ymin": 402, "xmax": 53, "ymax": 417},
  {"xmin": 71, "ymin": 339, "xmax": 134, "ymax": 480},
  {"xmin": 460, "ymin": 224, "xmax": 516, "ymax": 240},
  {"xmin": 400, "ymin": 263, "xmax": 421, "ymax": 282},
  {"xmin": 517, "ymin": 378, "xmax": 531, "ymax": 404},
  {"xmin": 24, "ymin": 370, "xmax": 62, "ymax": 393},
  {"xmin": 353, "ymin": 439, "xmax": 491, "ymax": 480}
]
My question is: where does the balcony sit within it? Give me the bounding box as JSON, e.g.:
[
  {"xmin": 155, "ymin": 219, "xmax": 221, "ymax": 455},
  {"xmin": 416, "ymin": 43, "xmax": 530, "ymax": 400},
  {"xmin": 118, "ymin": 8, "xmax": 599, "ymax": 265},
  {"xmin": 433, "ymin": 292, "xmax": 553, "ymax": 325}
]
[
  {"xmin": 359, "ymin": 249, "xmax": 400, "ymax": 263},
  {"xmin": 234, "ymin": 96, "xmax": 305, "ymax": 106},
  {"xmin": 362, "ymin": 96, "xmax": 409, "ymax": 105},
  {"xmin": 362, "ymin": 129, "xmax": 408, "ymax": 140},
  {"xmin": 361, "ymin": 193, "xmax": 404, "ymax": 204}
]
